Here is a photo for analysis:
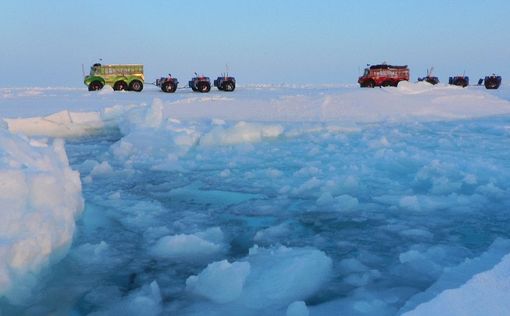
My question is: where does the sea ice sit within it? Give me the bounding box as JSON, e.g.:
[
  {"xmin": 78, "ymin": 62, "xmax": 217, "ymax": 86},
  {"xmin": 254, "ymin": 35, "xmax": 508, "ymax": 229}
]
[
  {"xmin": 185, "ymin": 245, "xmax": 332, "ymax": 311},
  {"xmin": 186, "ymin": 260, "xmax": 251, "ymax": 303},
  {"xmin": 0, "ymin": 127, "xmax": 83, "ymax": 303},
  {"xmin": 286, "ymin": 301, "xmax": 309, "ymax": 316},
  {"xmin": 151, "ymin": 227, "xmax": 226, "ymax": 262},
  {"xmin": 0, "ymin": 84, "xmax": 510, "ymax": 314}
]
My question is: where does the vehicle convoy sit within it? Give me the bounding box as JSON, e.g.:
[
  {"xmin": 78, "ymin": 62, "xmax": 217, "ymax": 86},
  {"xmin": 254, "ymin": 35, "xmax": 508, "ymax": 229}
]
[
  {"xmin": 189, "ymin": 73, "xmax": 211, "ymax": 93},
  {"xmin": 449, "ymin": 75, "xmax": 469, "ymax": 87},
  {"xmin": 84, "ymin": 63, "xmax": 144, "ymax": 92},
  {"xmin": 156, "ymin": 74, "xmax": 179, "ymax": 93},
  {"xmin": 417, "ymin": 67, "xmax": 439, "ymax": 85},
  {"xmin": 483, "ymin": 74, "xmax": 502, "ymax": 89},
  {"xmin": 214, "ymin": 75, "xmax": 236, "ymax": 91},
  {"xmin": 358, "ymin": 64, "xmax": 410, "ymax": 88}
]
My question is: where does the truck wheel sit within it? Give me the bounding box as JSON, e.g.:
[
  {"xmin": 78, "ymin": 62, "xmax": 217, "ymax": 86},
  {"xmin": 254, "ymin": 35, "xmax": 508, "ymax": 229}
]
[
  {"xmin": 197, "ymin": 82, "xmax": 211, "ymax": 93},
  {"xmin": 222, "ymin": 81, "xmax": 235, "ymax": 92},
  {"xmin": 382, "ymin": 81, "xmax": 392, "ymax": 87},
  {"xmin": 454, "ymin": 79, "xmax": 466, "ymax": 87},
  {"xmin": 88, "ymin": 81, "xmax": 103, "ymax": 91},
  {"xmin": 162, "ymin": 81, "xmax": 177, "ymax": 93},
  {"xmin": 129, "ymin": 80, "xmax": 143, "ymax": 92},
  {"xmin": 366, "ymin": 80, "xmax": 375, "ymax": 88},
  {"xmin": 113, "ymin": 81, "xmax": 127, "ymax": 91}
]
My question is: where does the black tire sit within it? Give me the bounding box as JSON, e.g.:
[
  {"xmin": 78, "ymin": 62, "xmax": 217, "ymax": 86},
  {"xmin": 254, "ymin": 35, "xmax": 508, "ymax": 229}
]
[
  {"xmin": 426, "ymin": 77, "xmax": 439, "ymax": 85},
  {"xmin": 197, "ymin": 82, "xmax": 211, "ymax": 93},
  {"xmin": 113, "ymin": 81, "xmax": 127, "ymax": 91},
  {"xmin": 382, "ymin": 81, "xmax": 393, "ymax": 87},
  {"xmin": 454, "ymin": 79, "xmax": 467, "ymax": 88},
  {"xmin": 129, "ymin": 80, "xmax": 143, "ymax": 92},
  {"xmin": 222, "ymin": 81, "xmax": 235, "ymax": 92},
  {"xmin": 485, "ymin": 78, "xmax": 501, "ymax": 89},
  {"xmin": 162, "ymin": 81, "xmax": 177, "ymax": 93},
  {"xmin": 366, "ymin": 80, "xmax": 375, "ymax": 88},
  {"xmin": 88, "ymin": 81, "xmax": 103, "ymax": 91}
]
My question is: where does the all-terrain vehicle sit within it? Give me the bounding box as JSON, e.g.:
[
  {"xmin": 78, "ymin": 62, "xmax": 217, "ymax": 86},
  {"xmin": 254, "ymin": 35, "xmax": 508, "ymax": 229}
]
[
  {"xmin": 214, "ymin": 75, "xmax": 236, "ymax": 92},
  {"xmin": 483, "ymin": 74, "xmax": 502, "ymax": 90},
  {"xmin": 449, "ymin": 75, "xmax": 469, "ymax": 88},
  {"xmin": 189, "ymin": 73, "xmax": 211, "ymax": 93},
  {"xmin": 417, "ymin": 67, "xmax": 439, "ymax": 85},
  {"xmin": 358, "ymin": 64, "xmax": 410, "ymax": 88},
  {"xmin": 156, "ymin": 74, "xmax": 179, "ymax": 93},
  {"xmin": 84, "ymin": 63, "xmax": 144, "ymax": 92}
]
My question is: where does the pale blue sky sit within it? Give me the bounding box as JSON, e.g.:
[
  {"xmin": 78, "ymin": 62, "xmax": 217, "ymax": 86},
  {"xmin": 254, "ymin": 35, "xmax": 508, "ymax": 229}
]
[{"xmin": 1, "ymin": 0, "xmax": 509, "ymax": 86}]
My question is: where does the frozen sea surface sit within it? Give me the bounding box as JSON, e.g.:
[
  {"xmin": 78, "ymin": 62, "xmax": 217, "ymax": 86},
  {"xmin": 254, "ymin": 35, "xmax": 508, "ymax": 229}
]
[{"xmin": 1, "ymin": 84, "xmax": 510, "ymax": 315}]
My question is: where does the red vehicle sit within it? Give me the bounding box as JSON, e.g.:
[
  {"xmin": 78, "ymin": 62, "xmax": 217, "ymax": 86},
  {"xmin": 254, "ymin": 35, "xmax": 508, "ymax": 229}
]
[{"xmin": 358, "ymin": 64, "xmax": 410, "ymax": 88}]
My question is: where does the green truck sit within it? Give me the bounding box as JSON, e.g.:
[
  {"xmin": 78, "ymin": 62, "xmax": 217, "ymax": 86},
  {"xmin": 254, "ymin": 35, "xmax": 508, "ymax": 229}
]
[{"xmin": 84, "ymin": 63, "xmax": 144, "ymax": 92}]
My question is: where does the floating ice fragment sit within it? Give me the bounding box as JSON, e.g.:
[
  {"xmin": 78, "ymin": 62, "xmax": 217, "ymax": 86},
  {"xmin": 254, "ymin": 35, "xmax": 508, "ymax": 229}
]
[
  {"xmin": 91, "ymin": 281, "xmax": 162, "ymax": 316},
  {"xmin": 399, "ymin": 195, "xmax": 421, "ymax": 211},
  {"xmin": 286, "ymin": 301, "xmax": 309, "ymax": 316},
  {"xmin": 200, "ymin": 121, "xmax": 284, "ymax": 146},
  {"xmin": 254, "ymin": 222, "xmax": 291, "ymax": 244},
  {"xmin": 90, "ymin": 161, "xmax": 113, "ymax": 177},
  {"xmin": 186, "ymin": 260, "xmax": 251, "ymax": 304},
  {"xmin": 334, "ymin": 194, "xmax": 359, "ymax": 211},
  {"xmin": 150, "ymin": 227, "xmax": 226, "ymax": 262}
]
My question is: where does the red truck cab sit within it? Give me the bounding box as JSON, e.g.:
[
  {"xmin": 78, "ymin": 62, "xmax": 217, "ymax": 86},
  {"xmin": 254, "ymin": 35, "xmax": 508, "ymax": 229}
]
[{"xmin": 358, "ymin": 64, "xmax": 410, "ymax": 88}]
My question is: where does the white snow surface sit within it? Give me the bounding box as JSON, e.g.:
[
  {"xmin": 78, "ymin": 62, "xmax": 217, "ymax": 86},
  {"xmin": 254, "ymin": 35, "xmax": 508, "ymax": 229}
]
[
  {"xmin": 2, "ymin": 83, "xmax": 510, "ymax": 137},
  {"xmin": 0, "ymin": 83, "xmax": 510, "ymax": 314}
]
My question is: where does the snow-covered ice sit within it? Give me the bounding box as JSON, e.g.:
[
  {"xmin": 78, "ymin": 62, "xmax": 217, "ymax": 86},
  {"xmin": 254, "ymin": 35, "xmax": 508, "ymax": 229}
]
[
  {"xmin": 0, "ymin": 83, "xmax": 510, "ymax": 315},
  {"xmin": 0, "ymin": 127, "xmax": 83, "ymax": 304}
]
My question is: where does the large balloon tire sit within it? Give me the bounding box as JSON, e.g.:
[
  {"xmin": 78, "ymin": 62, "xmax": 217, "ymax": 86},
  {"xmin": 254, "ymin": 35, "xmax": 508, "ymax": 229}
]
[
  {"xmin": 113, "ymin": 81, "xmax": 128, "ymax": 91},
  {"xmin": 88, "ymin": 81, "xmax": 104, "ymax": 91},
  {"xmin": 129, "ymin": 80, "xmax": 143, "ymax": 92},
  {"xmin": 162, "ymin": 81, "xmax": 177, "ymax": 93},
  {"xmin": 197, "ymin": 82, "xmax": 211, "ymax": 93},
  {"xmin": 222, "ymin": 81, "xmax": 235, "ymax": 92}
]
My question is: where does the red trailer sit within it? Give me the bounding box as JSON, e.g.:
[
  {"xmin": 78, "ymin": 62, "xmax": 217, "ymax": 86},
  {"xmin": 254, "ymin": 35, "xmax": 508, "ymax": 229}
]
[{"xmin": 358, "ymin": 64, "xmax": 410, "ymax": 88}]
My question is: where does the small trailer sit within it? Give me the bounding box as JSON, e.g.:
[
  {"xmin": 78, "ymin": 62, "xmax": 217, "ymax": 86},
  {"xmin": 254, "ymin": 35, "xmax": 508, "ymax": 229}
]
[
  {"xmin": 418, "ymin": 67, "xmax": 439, "ymax": 85},
  {"xmin": 483, "ymin": 75, "xmax": 502, "ymax": 90},
  {"xmin": 156, "ymin": 75, "xmax": 179, "ymax": 93},
  {"xmin": 189, "ymin": 73, "xmax": 211, "ymax": 93},
  {"xmin": 214, "ymin": 75, "xmax": 236, "ymax": 92},
  {"xmin": 358, "ymin": 64, "xmax": 410, "ymax": 88}
]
